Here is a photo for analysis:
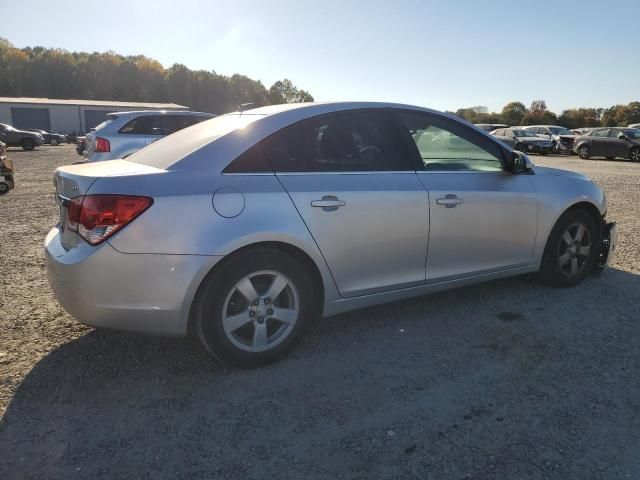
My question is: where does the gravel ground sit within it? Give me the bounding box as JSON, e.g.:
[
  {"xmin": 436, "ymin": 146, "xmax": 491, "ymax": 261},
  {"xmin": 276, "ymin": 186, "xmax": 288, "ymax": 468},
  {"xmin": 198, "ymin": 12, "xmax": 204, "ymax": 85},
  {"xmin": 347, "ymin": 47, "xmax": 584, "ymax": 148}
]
[{"xmin": 1, "ymin": 146, "xmax": 640, "ymax": 479}]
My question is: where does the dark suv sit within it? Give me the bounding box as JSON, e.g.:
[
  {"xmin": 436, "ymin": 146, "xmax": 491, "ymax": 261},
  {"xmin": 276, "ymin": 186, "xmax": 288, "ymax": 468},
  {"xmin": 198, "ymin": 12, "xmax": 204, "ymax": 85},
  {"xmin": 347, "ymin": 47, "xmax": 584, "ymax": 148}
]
[{"xmin": 0, "ymin": 123, "xmax": 45, "ymax": 150}]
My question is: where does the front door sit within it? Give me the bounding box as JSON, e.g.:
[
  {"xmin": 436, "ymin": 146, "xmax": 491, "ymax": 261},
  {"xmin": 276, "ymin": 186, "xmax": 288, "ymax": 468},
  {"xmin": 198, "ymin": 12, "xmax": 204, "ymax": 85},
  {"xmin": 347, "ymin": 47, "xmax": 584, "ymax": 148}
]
[
  {"xmin": 269, "ymin": 109, "xmax": 430, "ymax": 297},
  {"xmin": 396, "ymin": 110, "xmax": 538, "ymax": 282},
  {"xmin": 607, "ymin": 128, "xmax": 630, "ymax": 158}
]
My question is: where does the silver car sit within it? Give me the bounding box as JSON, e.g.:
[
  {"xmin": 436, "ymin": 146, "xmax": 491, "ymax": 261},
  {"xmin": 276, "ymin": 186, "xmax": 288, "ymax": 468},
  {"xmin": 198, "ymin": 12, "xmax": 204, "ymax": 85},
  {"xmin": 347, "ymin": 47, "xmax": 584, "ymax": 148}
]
[
  {"xmin": 84, "ymin": 110, "xmax": 215, "ymax": 162},
  {"xmin": 46, "ymin": 102, "xmax": 617, "ymax": 368}
]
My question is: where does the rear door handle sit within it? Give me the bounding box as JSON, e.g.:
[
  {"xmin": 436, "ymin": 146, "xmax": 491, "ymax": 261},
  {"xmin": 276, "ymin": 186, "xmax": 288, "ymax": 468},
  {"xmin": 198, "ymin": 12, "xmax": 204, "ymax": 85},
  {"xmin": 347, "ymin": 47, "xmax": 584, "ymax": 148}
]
[
  {"xmin": 436, "ymin": 194, "xmax": 464, "ymax": 208},
  {"xmin": 311, "ymin": 196, "xmax": 346, "ymax": 211}
]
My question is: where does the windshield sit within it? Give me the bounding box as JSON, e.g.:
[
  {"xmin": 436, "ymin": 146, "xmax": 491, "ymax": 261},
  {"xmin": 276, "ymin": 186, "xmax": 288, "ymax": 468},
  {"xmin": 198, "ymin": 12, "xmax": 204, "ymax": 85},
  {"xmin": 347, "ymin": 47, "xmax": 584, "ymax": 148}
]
[
  {"xmin": 549, "ymin": 127, "xmax": 572, "ymax": 135},
  {"xmin": 513, "ymin": 129, "xmax": 534, "ymax": 137},
  {"xmin": 624, "ymin": 129, "xmax": 640, "ymax": 139},
  {"xmin": 130, "ymin": 113, "xmax": 264, "ymax": 169}
]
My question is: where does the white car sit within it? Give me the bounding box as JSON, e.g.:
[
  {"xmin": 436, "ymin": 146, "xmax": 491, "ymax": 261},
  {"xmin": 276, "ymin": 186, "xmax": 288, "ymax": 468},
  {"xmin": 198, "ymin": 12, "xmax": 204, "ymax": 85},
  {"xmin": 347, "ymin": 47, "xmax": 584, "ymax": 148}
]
[
  {"xmin": 84, "ymin": 110, "xmax": 215, "ymax": 162},
  {"xmin": 521, "ymin": 125, "xmax": 576, "ymax": 154}
]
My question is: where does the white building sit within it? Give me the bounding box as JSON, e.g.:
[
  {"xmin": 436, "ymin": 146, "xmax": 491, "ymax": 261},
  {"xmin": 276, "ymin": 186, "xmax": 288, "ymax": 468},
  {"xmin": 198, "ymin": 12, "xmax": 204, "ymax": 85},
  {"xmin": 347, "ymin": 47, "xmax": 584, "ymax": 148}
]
[{"xmin": 0, "ymin": 97, "xmax": 188, "ymax": 134}]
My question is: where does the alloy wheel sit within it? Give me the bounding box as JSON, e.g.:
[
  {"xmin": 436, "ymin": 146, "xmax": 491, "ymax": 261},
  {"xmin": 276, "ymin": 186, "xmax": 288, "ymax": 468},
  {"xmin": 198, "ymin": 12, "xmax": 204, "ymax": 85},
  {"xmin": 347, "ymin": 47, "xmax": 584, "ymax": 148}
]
[
  {"xmin": 557, "ymin": 222, "xmax": 591, "ymax": 276},
  {"xmin": 222, "ymin": 270, "xmax": 299, "ymax": 352},
  {"xmin": 631, "ymin": 148, "xmax": 640, "ymax": 162}
]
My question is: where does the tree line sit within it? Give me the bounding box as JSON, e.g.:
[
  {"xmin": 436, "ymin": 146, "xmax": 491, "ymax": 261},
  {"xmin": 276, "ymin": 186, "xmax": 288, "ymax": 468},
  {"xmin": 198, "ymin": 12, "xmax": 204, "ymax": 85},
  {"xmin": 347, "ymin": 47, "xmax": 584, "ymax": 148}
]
[
  {"xmin": 449, "ymin": 100, "xmax": 640, "ymax": 129},
  {"xmin": 0, "ymin": 38, "xmax": 313, "ymax": 114}
]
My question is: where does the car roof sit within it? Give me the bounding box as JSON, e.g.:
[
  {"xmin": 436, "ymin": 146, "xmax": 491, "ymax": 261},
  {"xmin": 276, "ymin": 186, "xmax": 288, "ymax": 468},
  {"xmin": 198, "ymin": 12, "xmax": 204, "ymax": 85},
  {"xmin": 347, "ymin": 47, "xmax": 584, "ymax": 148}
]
[
  {"xmin": 130, "ymin": 101, "xmax": 499, "ymax": 171},
  {"xmin": 107, "ymin": 110, "xmax": 215, "ymax": 117}
]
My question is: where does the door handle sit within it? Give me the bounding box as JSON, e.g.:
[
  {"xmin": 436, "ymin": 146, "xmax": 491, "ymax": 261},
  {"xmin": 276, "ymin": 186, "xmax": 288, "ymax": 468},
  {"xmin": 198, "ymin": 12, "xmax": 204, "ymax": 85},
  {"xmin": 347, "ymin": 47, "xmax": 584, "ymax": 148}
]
[
  {"xmin": 436, "ymin": 194, "xmax": 464, "ymax": 208},
  {"xmin": 311, "ymin": 196, "xmax": 346, "ymax": 211}
]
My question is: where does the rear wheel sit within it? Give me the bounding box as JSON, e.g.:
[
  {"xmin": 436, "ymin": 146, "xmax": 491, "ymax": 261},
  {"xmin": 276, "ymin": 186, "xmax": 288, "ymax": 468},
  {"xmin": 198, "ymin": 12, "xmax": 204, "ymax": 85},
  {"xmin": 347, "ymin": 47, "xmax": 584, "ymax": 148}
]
[
  {"xmin": 192, "ymin": 248, "xmax": 317, "ymax": 368},
  {"xmin": 578, "ymin": 144, "xmax": 591, "ymax": 159},
  {"xmin": 0, "ymin": 181, "xmax": 9, "ymax": 195},
  {"xmin": 630, "ymin": 147, "xmax": 640, "ymax": 162},
  {"xmin": 539, "ymin": 209, "xmax": 599, "ymax": 287},
  {"xmin": 21, "ymin": 138, "xmax": 35, "ymax": 151},
  {"xmin": 50, "ymin": 137, "xmax": 59, "ymax": 146}
]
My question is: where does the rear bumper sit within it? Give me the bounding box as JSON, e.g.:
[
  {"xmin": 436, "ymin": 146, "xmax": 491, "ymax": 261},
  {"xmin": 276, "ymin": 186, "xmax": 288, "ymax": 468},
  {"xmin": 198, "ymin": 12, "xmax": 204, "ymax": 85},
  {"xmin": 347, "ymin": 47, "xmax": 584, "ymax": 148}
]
[{"xmin": 45, "ymin": 227, "xmax": 222, "ymax": 336}]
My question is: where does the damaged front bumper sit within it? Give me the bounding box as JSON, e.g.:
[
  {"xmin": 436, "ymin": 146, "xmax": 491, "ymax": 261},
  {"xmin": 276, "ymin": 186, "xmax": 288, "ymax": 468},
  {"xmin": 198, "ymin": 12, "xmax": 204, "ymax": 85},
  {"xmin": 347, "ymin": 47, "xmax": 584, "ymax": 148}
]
[{"xmin": 597, "ymin": 222, "xmax": 618, "ymax": 269}]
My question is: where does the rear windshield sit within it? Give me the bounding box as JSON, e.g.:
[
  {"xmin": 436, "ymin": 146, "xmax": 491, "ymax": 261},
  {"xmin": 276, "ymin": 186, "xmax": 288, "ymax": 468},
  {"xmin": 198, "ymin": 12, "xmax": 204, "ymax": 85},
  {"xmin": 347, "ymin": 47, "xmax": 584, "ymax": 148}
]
[{"xmin": 129, "ymin": 113, "xmax": 264, "ymax": 169}]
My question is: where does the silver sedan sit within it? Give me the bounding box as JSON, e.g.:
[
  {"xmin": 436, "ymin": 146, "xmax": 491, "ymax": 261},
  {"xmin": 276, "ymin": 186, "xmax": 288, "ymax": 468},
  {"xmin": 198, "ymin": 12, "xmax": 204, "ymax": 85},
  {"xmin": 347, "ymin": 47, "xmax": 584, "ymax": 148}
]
[{"xmin": 45, "ymin": 102, "xmax": 617, "ymax": 367}]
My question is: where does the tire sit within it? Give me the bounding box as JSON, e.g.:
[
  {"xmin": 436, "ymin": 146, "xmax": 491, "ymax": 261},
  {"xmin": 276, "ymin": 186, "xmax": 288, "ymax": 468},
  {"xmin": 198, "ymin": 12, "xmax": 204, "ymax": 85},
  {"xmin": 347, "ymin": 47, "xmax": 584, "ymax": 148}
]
[
  {"xmin": 577, "ymin": 144, "xmax": 591, "ymax": 159},
  {"xmin": 0, "ymin": 181, "xmax": 10, "ymax": 195},
  {"xmin": 192, "ymin": 248, "xmax": 318, "ymax": 368},
  {"xmin": 21, "ymin": 138, "xmax": 35, "ymax": 151},
  {"xmin": 539, "ymin": 209, "xmax": 600, "ymax": 287},
  {"xmin": 50, "ymin": 138, "xmax": 59, "ymax": 146},
  {"xmin": 606, "ymin": 156, "xmax": 615, "ymax": 160},
  {"xmin": 630, "ymin": 147, "xmax": 640, "ymax": 162}
]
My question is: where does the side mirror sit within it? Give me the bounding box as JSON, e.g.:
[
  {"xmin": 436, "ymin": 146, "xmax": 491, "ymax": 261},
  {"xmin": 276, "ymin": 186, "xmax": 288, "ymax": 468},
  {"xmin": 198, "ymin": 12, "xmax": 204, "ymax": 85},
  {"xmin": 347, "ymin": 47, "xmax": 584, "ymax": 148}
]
[
  {"xmin": 511, "ymin": 151, "xmax": 534, "ymax": 173},
  {"xmin": 618, "ymin": 132, "xmax": 627, "ymax": 140}
]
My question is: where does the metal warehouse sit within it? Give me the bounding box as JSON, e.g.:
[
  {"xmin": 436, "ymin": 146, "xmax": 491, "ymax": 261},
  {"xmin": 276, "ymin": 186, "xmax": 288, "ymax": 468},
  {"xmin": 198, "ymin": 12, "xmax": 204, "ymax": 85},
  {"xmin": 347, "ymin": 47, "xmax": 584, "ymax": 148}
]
[{"xmin": 0, "ymin": 97, "xmax": 188, "ymax": 134}]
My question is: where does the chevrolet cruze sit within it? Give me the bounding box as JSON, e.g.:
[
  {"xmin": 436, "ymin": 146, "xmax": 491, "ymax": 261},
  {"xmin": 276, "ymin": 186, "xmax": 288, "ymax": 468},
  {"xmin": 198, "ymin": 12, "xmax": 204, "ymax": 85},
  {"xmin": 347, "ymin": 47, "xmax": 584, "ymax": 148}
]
[{"xmin": 45, "ymin": 102, "xmax": 617, "ymax": 367}]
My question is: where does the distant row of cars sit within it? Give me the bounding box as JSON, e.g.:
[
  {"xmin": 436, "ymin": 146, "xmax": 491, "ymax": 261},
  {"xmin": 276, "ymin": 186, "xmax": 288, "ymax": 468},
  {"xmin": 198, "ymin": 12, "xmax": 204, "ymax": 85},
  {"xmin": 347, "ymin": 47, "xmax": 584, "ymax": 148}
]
[
  {"xmin": 477, "ymin": 123, "xmax": 640, "ymax": 162},
  {"xmin": 0, "ymin": 122, "xmax": 68, "ymax": 150}
]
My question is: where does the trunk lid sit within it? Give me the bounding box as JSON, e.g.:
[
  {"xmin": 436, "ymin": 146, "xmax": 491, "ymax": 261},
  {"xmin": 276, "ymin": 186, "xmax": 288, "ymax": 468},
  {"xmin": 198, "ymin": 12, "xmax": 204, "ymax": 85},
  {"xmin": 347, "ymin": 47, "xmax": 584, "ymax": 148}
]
[{"xmin": 54, "ymin": 160, "xmax": 164, "ymax": 249}]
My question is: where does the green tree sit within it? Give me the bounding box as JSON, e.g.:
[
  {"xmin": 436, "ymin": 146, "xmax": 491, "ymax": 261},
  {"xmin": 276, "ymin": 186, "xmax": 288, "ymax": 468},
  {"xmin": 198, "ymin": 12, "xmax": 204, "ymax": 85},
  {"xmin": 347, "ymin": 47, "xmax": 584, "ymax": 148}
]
[
  {"xmin": 501, "ymin": 102, "xmax": 526, "ymax": 126},
  {"xmin": 521, "ymin": 100, "xmax": 557, "ymax": 125},
  {"xmin": 268, "ymin": 79, "xmax": 314, "ymax": 104}
]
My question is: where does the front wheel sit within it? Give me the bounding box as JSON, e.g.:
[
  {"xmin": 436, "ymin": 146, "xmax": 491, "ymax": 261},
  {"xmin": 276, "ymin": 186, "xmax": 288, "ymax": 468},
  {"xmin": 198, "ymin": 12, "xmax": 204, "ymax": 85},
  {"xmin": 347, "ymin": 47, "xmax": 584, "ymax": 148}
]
[
  {"xmin": 539, "ymin": 209, "xmax": 599, "ymax": 287},
  {"xmin": 21, "ymin": 138, "xmax": 35, "ymax": 151},
  {"xmin": 630, "ymin": 147, "xmax": 640, "ymax": 162},
  {"xmin": 578, "ymin": 144, "xmax": 591, "ymax": 159},
  {"xmin": 50, "ymin": 137, "xmax": 59, "ymax": 146},
  {"xmin": 0, "ymin": 181, "xmax": 9, "ymax": 195},
  {"xmin": 192, "ymin": 248, "xmax": 317, "ymax": 368}
]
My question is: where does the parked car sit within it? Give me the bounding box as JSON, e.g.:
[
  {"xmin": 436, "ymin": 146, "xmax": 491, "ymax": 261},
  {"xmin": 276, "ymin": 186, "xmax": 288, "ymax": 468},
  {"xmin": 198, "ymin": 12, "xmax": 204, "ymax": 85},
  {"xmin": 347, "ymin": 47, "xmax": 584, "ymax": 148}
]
[
  {"xmin": 46, "ymin": 102, "xmax": 617, "ymax": 368},
  {"xmin": 522, "ymin": 125, "xmax": 576, "ymax": 153},
  {"xmin": 490, "ymin": 127, "xmax": 553, "ymax": 154},
  {"xmin": 24, "ymin": 128, "xmax": 67, "ymax": 146},
  {"xmin": 475, "ymin": 123, "xmax": 508, "ymax": 132},
  {"xmin": 84, "ymin": 110, "xmax": 215, "ymax": 162},
  {"xmin": 75, "ymin": 136, "xmax": 86, "ymax": 156},
  {"xmin": 628, "ymin": 123, "xmax": 640, "ymax": 129},
  {"xmin": 0, "ymin": 123, "xmax": 44, "ymax": 150},
  {"xmin": 573, "ymin": 127, "xmax": 640, "ymax": 161}
]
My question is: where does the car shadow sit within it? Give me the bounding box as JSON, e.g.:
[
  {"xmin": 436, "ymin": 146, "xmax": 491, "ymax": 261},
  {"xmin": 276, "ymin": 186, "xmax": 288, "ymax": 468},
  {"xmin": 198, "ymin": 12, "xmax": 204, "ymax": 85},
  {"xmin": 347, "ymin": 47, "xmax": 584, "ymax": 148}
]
[{"xmin": 2, "ymin": 268, "xmax": 640, "ymax": 478}]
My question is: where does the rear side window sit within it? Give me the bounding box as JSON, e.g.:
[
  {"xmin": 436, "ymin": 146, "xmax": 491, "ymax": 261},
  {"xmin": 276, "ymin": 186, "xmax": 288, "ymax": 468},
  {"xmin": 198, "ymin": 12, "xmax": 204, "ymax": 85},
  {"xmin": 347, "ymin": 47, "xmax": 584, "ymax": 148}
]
[
  {"xmin": 593, "ymin": 129, "xmax": 609, "ymax": 137},
  {"xmin": 224, "ymin": 109, "xmax": 413, "ymax": 173},
  {"xmin": 119, "ymin": 115, "xmax": 164, "ymax": 135}
]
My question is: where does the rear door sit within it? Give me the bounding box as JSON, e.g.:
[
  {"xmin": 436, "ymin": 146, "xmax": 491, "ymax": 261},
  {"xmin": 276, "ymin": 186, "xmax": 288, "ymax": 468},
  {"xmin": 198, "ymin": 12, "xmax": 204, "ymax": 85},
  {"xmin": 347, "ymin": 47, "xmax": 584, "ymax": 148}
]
[
  {"xmin": 590, "ymin": 128, "xmax": 610, "ymax": 156},
  {"xmin": 273, "ymin": 109, "xmax": 429, "ymax": 297},
  {"xmin": 396, "ymin": 110, "xmax": 538, "ymax": 281}
]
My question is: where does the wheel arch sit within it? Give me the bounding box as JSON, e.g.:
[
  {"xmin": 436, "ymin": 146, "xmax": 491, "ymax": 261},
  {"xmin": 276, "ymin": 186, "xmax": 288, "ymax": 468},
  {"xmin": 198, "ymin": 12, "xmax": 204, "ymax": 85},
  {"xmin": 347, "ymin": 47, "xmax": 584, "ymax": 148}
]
[
  {"xmin": 541, "ymin": 200, "xmax": 604, "ymax": 264},
  {"xmin": 186, "ymin": 240, "xmax": 326, "ymax": 334}
]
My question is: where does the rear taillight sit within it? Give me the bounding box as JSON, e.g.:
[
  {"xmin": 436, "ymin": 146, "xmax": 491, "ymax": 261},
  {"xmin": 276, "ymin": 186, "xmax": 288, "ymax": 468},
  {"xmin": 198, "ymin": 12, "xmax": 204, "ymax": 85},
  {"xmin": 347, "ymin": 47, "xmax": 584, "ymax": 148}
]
[
  {"xmin": 95, "ymin": 137, "xmax": 110, "ymax": 153},
  {"xmin": 67, "ymin": 195, "xmax": 153, "ymax": 245}
]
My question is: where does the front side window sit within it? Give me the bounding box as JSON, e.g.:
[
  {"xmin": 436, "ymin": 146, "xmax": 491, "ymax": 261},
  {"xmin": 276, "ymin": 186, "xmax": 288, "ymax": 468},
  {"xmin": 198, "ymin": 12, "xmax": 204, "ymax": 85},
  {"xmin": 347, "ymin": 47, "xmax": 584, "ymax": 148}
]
[
  {"xmin": 592, "ymin": 129, "xmax": 609, "ymax": 138},
  {"xmin": 398, "ymin": 111, "xmax": 504, "ymax": 172},
  {"xmin": 608, "ymin": 128, "xmax": 622, "ymax": 138},
  {"xmin": 162, "ymin": 115, "xmax": 207, "ymax": 135}
]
